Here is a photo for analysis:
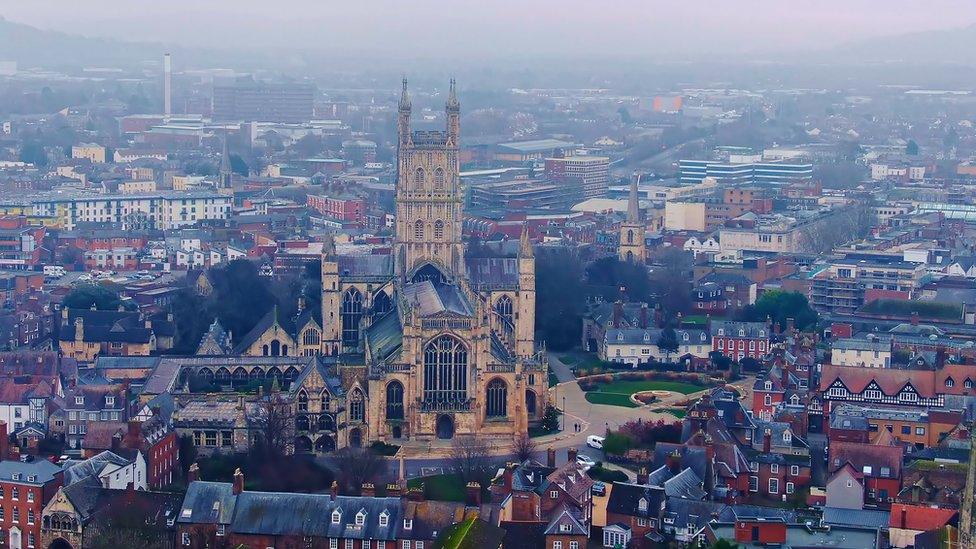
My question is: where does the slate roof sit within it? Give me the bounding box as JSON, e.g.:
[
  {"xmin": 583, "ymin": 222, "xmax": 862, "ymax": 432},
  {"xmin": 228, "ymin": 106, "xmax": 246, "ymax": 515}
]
[
  {"xmin": 662, "ymin": 468, "xmax": 706, "ymax": 500},
  {"xmin": 465, "ymin": 257, "xmax": 519, "ymax": 289},
  {"xmin": 606, "ymin": 482, "xmax": 665, "ymax": 517},
  {"xmin": 822, "ymin": 507, "xmax": 890, "ymax": 529},
  {"xmin": 828, "ymin": 441, "xmax": 903, "ymax": 479},
  {"xmin": 63, "ymin": 450, "xmax": 134, "ymax": 486},
  {"xmin": 178, "ymin": 481, "xmax": 237, "ymax": 525},
  {"xmin": 543, "ymin": 504, "xmax": 587, "ymax": 536},
  {"xmin": 231, "ymin": 492, "xmax": 401, "ymax": 540},
  {"xmin": 336, "ymin": 255, "xmax": 393, "ymax": 280},
  {"xmin": 366, "ymin": 309, "xmax": 403, "ymax": 362},
  {"xmin": 400, "ymin": 281, "xmax": 474, "ymax": 317},
  {"xmin": 0, "ymin": 459, "xmax": 62, "ymax": 485},
  {"xmin": 709, "ymin": 320, "xmax": 768, "ymax": 339},
  {"xmin": 231, "ymin": 306, "xmax": 293, "ymax": 354},
  {"xmin": 499, "ymin": 521, "xmax": 545, "ymax": 549},
  {"xmin": 662, "ymin": 498, "xmax": 724, "ymax": 533}
]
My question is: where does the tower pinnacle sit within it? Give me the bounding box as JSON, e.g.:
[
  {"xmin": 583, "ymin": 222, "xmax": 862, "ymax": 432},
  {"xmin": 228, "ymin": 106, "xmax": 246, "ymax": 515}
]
[
  {"xmin": 399, "ymin": 78, "xmax": 411, "ymax": 111},
  {"xmin": 627, "ymin": 172, "xmax": 641, "ymax": 223}
]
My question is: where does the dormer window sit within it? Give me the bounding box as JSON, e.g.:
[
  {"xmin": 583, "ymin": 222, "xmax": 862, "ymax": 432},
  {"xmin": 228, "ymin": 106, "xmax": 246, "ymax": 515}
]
[
  {"xmin": 764, "ymin": 381, "xmax": 772, "ymax": 391},
  {"xmin": 379, "ymin": 511, "xmax": 389, "ymax": 527},
  {"xmin": 643, "ymin": 333, "xmax": 650, "ymax": 342},
  {"xmin": 683, "ymin": 333, "xmax": 689, "ymax": 342},
  {"xmin": 105, "ymin": 396, "xmax": 115, "ymax": 407},
  {"xmin": 638, "ymin": 498, "xmax": 647, "ymax": 512},
  {"xmin": 403, "ymin": 519, "xmax": 413, "ymax": 530},
  {"xmin": 560, "ymin": 524, "xmax": 571, "ymax": 533},
  {"xmin": 355, "ymin": 510, "xmax": 366, "ymax": 526},
  {"xmin": 783, "ymin": 431, "xmax": 792, "ymax": 443},
  {"xmin": 332, "ymin": 509, "xmax": 342, "ymax": 524},
  {"xmin": 738, "ymin": 329, "xmax": 745, "ymax": 337},
  {"xmin": 717, "ymin": 329, "xmax": 724, "ymax": 336},
  {"xmin": 946, "ymin": 378, "xmax": 955, "ymax": 388},
  {"xmin": 759, "ymin": 330, "xmax": 765, "ymax": 337},
  {"xmin": 74, "ymin": 396, "xmax": 83, "ymax": 405}
]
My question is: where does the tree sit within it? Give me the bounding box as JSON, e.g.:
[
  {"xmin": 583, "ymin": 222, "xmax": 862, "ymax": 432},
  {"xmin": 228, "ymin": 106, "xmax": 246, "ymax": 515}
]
[
  {"xmin": 87, "ymin": 493, "xmax": 175, "ymax": 549},
  {"xmin": 206, "ymin": 259, "xmax": 277, "ymax": 339},
  {"xmin": 709, "ymin": 351, "xmax": 732, "ymax": 371},
  {"xmin": 450, "ymin": 435, "xmax": 494, "ymax": 488},
  {"xmin": 512, "ymin": 433, "xmax": 536, "ymax": 463},
  {"xmin": 656, "ymin": 327, "xmax": 680, "ymax": 362},
  {"xmin": 251, "ymin": 391, "xmax": 295, "ymax": 461},
  {"xmin": 742, "ymin": 290, "xmax": 818, "ymax": 332},
  {"xmin": 331, "ymin": 447, "xmax": 385, "ymax": 495},
  {"xmin": 170, "ymin": 288, "xmax": 214, "ymax": 354},
  {"xmin": 63, "ymin": 283, "xmax": 126, "ymax": 311},
  {"xmin": 585, "ymin": 256, "xmax": 651, "ymax": 303},
  {"xmin": 649, "ymin": 248, "xmax": 692, "ymax": 316},
  {"xmin": 540, "ymin": 404, "xmax": 561, "ymax": 434},
  {"xmin": 906, "ymin": 139, "xmax": 919, "ymax": 156},
  {"xmin": 18, "ymin": 140, "xmax": 47, "ymax": 167},
  {"xmin": 535, "ymin": 248, "xmax": 586, "ymax": 351}
]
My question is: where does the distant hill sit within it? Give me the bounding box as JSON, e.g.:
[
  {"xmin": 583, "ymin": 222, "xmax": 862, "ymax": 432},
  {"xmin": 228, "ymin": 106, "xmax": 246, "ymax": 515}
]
[
  {"xmin": 821, "ymin": 24, "xmax": 976, "ymax": 66},
  {"xmin": 0, "ymin": 17, "xmax": 170, "ymax": 68}
]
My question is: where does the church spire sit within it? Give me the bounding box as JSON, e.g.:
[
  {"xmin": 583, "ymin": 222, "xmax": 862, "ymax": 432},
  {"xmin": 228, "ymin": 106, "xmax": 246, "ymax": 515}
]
[
  {"xmin": 627, "ymin": 172, "xmax": 641, "ymax": 223},
  {"xmin": 519, "ymin": 225, "xmax": 533, "ymax": 258},
  {"xmin": 399, "ymin": 78, "xmax": 411, "ymax": 111},
  {"xmin": 219, "ymin": 132, "xmax": 232, "ymax": 189},
  {"xmin": 446, "ymin": 78, "xmax": 459, "ymax": 111}
]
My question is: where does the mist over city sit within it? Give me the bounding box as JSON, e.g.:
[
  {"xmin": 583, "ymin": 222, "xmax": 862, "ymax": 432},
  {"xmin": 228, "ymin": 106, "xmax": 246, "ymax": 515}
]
[{"xmin": 0, "ymin": 3, "xmax": 974, "ymax": 549}]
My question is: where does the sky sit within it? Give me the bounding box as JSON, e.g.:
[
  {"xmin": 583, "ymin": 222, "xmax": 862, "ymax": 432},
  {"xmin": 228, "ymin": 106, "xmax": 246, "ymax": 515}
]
[{"xmin": 3, "ymin": 0, "xmax": 976, "ymax": 60}]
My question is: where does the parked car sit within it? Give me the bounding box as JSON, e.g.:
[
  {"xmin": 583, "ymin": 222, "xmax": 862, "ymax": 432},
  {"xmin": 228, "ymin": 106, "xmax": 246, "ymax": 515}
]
[
  {"xmin": 586, "ymin": 435, "xmax": 605, "ymax": 450},
  {"xmin": 576, "ymin": 454, "xmax": 596, "ymax": 470}
]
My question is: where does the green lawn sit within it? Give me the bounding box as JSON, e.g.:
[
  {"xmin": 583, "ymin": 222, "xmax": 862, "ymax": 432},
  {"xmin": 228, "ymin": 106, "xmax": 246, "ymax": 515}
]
[
  {"xmin": 407, "ymin": 473, "xmax": 466, "ymax": 502},
  {"xmin": 584, "ymin": 380, "xmax": 705, "ymax": 408}
]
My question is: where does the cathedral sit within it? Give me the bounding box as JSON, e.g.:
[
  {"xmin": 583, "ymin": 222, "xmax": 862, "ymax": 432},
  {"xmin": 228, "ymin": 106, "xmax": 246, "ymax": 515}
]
[{"xmin": 317, "ymin": 80, "xmax": 548, "ymax": 445}]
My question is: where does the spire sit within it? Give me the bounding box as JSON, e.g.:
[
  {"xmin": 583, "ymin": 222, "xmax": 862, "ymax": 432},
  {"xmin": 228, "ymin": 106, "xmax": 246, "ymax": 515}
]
[
  {"xmin": 399, "ymin": 78, "xmax": 411, "ymax": 111},
  {"xmin": 447, "ymin": 78, "xmax": 459, "ymax": 111},
  {"xmin": 627, "ymin": 172, "xmax": 641, "ymax": 223},
  {"xmin": 322, "ymin": 232, "xmax": 336, "ymax": 258},
  {"xmin": 219, "ymin": 132, "xmax": 232, "ymax": 188},
  {"xmin": 519, "ymin": 225, "xmax": 533, "ymax": 258}
]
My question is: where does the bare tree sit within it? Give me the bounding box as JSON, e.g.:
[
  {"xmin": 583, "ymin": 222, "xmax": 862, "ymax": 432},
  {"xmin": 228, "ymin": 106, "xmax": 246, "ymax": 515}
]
[
  {"xmin": 252, "ymin": 391, "xmax": 295, "ymax": 460},
  {"xmin": 450, "ymin": 435, "xmax": 494, "ymax": 487},
  {"xmin": 332, "ymin": 447, "xmax": 385, "ymax": 495},
  {"xmin": 512, "ymin": 432, "xmax": 536, "ymax": 463}
]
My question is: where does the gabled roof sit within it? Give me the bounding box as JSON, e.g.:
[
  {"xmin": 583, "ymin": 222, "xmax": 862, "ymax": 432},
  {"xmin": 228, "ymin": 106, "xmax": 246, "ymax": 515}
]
[
  {"xmin": 829, "ymin": 441, "xmax": 903, "ymax": 479},
  {"xmin": 889, "ymin": 503, "xmax": 957, "ymax": 531},
  {"xmin": 606, "ymin": 482, "xmax": 665, "ymax": 517},
  {"xmin": 178, "ymin": 481, "xmax": 237, "ymax": 525},
  {"xmin": 543, "ymin": 505, "xmax": 587, "ymax": 536}
]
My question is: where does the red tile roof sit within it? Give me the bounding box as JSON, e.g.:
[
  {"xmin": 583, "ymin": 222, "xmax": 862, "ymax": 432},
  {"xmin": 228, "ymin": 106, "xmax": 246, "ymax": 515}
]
[
  {"xmin": 829, "ymin": 441, "xmax": 903, "ymax": 479},
  {"xmin": 889, "ymin": 503, "xmax": 957, "ymax": 530},
  {"xmin": 820, "ymin": 363, "xmax": 976, "ymax": 397}
]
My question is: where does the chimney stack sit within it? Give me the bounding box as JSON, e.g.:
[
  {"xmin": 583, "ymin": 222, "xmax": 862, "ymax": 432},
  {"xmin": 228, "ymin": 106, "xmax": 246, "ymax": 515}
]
[
  {"xmin": 567, "ymin": 448, "xmax": 578, "ymax": 464},
  {"xmin": 667, "ymin": 450, "xmax": 681, "ymax": 474},
  {"xmin": 639, "ymin": 303, "xmax": 649, "ymax": 329},
  {"xmin": 465, "ymin": 482, "xmax": 482, "ymax": 506},
  {"xmin": 232, "ymin": 468, "xmax": 245, "ymax": 495},
  {"xmin": 387, "ymin": 482, "xmax": 403, "ymax": 498},
  {"xmin": 330, "ymin": 480, "xmax": 338, "ymax": 501},
  {"xmin": 188, "ymin": 463, "xmax": 200, "ymax": 482},
  {"xmin": 901, "ymin": 506, "xmax": 907, "ymax": 529},
  {"xmin": 361, "ymin": 483, "xmax": 375, "ymax": 497},
  {"xmin": 786, "ymin": 317, "xmax": 795, "ymax": 334},
  {"xmin": 637, "ymin": 466, "xmax": 649, "ymax": 485},
  {"xmin": 546, "ymin": 447, "xmax": 556, "ymax": 468},
  {"xmin": 407, "ymin": 485, "xmax": 425, "ymax": 501},
  {"xmin": 763, "ymin": 429, "xmax": 772, "ymax": 454},
  {"xmin": 612, "ymin": 301, "xmax": 624, "ymax": 328},
  {"xmin": 123, "ymin": 419, "xmax": 143, "ymax": 449},
  {"xmin": 503, "ymin": 463, "xmax": 515, "ymax": 491}
]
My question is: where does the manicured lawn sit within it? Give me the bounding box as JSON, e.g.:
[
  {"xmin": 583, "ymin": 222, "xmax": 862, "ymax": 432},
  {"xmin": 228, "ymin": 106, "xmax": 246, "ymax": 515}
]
[
  {"xmin": 584, "ymin": 380, "xmax": 705, "ymax": 408},
  {"xmin": 585, "ymin": 392, "xmax": 638, "ymax": 408},
  {"xmin": 407, "ymin": 473, "xmax": 466, "ymax": 502}
]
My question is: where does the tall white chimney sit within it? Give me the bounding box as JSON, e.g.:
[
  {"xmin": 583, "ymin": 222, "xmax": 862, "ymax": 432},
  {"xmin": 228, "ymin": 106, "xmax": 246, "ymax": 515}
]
[{"xmin": 163, "ymin": 53, "xmax": 172, "ymax": 117}]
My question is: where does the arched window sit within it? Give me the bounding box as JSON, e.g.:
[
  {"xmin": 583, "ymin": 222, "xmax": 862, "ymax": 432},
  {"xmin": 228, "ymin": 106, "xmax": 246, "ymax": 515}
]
[
  {"xmin": 298, "ymin": 390, "xmax": 309, "ymax": 412},
  {"xmin": 270, "ymin": 340, "xmax": 281, "ymax": 356},
  {"xmin": 412, "ymin": 264, "xmax": 446, "ymax": 285},
  {"xmin": 434, "ymin": 168, "xmax": 446, "ymax": 190},
  {"xmin": 215, "ymin": 367, "xmax": 230, "ymax": 382},
  {"xmin": 627, "ymin": 229, "xmax": 634, "ymax": 244},
  {"xmin": 413, "ymin": 168, "xmax": 425, "ymax": 187},
  {"xmin": 434, "ymin": 220, "xmax": 444, "ymax": 240},
  {"xmin": 423, "ymin": 335, "xmax": 468, "ymax": 404},
  {"xmin": 321, "ymin": 391, "xmax": 331, "ymax": 412},
  {"xmin": 414, "ymin": 219, "xmax": 424, "ymax": 239},
  {"xmin": 495, "ymin": 295, "xmax": 514, "ymax": 334},
  {"xmin": 303, "ymin": 328, "xmax": 320, "ymax": 347},
  {"xmin": 233, "ymin": 367, "xmax": 248, "ymax": 383},
  {"xmin": 319, "ymin": 413, "xmax": 335, "ymax": 431},
  {"xmin": 262, "ymin": 344, "xmax": 269, "ymax": 356},
  {"xmin": 341, "ymin": 288, "xmax": 364, "ymax": 348},
  {"xmin": 372, "ymin": 291, "xmax": 392, "ymax": 317},
  {"xmin": 349, "ymin": 388, "xmax": 365, "ymax": 423},
  {"xmin": 386, "ymin": 381, "xmax": 404, "ymax": 420},
  {"xmin": 486, "ymin": 378, "xmax": 507, "ymax": 418}
]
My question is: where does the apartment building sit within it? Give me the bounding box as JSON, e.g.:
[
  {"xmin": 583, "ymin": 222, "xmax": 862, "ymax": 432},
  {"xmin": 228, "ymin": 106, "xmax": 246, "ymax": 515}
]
[
  {"xmin": 32, "ymin": 192, "xmax": 232, "ymax": 230},
  {"xmin": 70, "ymin": 144, "xmax": 106, "ymax": 164},
  {"xmin": 545, "ymin": 154, "xmax": 610, "ymax": 199},
  {"xmin": 809, "ymin": 259, "xmax": 926, "ymax": 315}
]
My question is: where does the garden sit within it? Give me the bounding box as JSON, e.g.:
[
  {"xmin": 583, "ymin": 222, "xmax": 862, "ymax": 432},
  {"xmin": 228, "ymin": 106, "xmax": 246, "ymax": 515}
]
[{"xmin": 578, "ymin": 371, "xmax": 714, "ymax": 408}]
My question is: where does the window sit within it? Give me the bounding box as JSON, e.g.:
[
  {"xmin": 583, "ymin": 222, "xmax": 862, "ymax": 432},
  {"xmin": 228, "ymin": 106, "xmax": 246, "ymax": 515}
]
[
  {"xmin": 901, "ymin": 425, "xmax": 911, "ymax": 435},
  {"xmin": 75, "ymin": 396, "xmax": 84, "ymax": 405},
  {"xmin": 379, "ymin": 511, "xmax": 389, "ymax": 527},
  {"xmin": 749, "ymin": 462, "xmax": 758, "ymax": 473},
  {"xmin": 423, "ymin": 335, "xmax": 468, "ymax": 404},
  {"xmin": 790, "ymin": 465, "xmax": 799, "ymax": 476},
  {"xmin": 486, "ymin": 379, "xmax": 508, "ymax": 418},
  {"xmin": 786, "ymin": 482, "xmax": 795, "ymax": 494},
  {"xmin": 216, "ymin": 524, "xmax": 225, "ymax": 536},
  {"xmin": 718, "ymin": 339, "xmax": 725, "ymax": 350},
  {"xmin": 749, "ymin": 476, "xmax": 758, "ymax": 492},
  {"xmin": 553, "ymin": 542, "xmax": 562, "ymax": 549},
  {"xmin": 356, "ymin": 511, "xmax": 366, "ymax": 526},
  {"xmin": 386, "ymin": 381, "xmax": 405, "ymax": 420},
  {"xmin": 364, "ymin": 542, "xmax": 371, "ymax": 549},
  {"xmin": 414, "ymin": 219, "xmax": 424, "ymax": 239},
  {"xmin": 864, "ymin": 389, "xmax": 882, "ymax": 400},
  {"xmin": 434, "ymin": 220, "xmax": 444, "ymax": 240},
  {"xmin": 570, "ymin": 542, "xmax": 579, "ymax": 549},
  {"xmin": 416, "ymin": 543, "xmax": 424, "ymax": 549},
  {"xmin": 638, "ymin": 497, "xmax": 647, "ymax": 511},
  {"xmin": 13, "ymin": 507, "xmax": 19, "ymax": 522},
  {"xmin": 916, "ymin": 427, "xmax": 925, "ymax": 435},
  {"xmin": 768, "ymin": 478, "xmax": 779, "ymax": 494},
  {"xmin": 332, "ymin": 510, "xmax": 342, "ymax": 524},
  {"xmin": 12, "ymin": 487, "xmax": 18, "ymax": 500},
  {"xmin": 350, "ymin": 389, "xmax": 365, "ymax": 423},
  {"xmin": 330, "ymin": 540, "xmax": 338, "ymax": 549},
  {"xmin": 764, "ymin": 395, "xmax": 772, "ymax": 406},
  {"xmin": 341, "ymin": 288, "xmax": 365, "ymax": 348},
  {"xmin": 402, "ymin": 542, "xmax": 411, "ymax": 549},
  {"xmin": 770, "ymin": 464, "xmax": 778, "ymax": 474},
  {"xmin": 404, "ymin": 519, "xmax": 413, "ymax": 530},
  {"xmin": 550, "ymin": 490, "xmax": 559, "ymax": 499},
  {"xmin": 346, "ymin": 540, "xmax": 354, "ymax": 549},
  {"xmin": 637, "ymin": 518, "xmax": 647, "ymax": 526},
  {"xmin": 182, "ymin": 533, "xmax": 190, "ymax": 546}
]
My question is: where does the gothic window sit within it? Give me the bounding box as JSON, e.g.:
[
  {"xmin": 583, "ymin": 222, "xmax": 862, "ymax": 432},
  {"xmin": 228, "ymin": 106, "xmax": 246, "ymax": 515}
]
[
  {"xmin": 341, "ymin": 288, "xmax": 364, "ymax": 348},
  {"xmin": 233, "ymin": 367, "xmax": 247, "ymax": 383},
  {"xmin": 414, "ymin": 219, "xmax": 424, "ymax": 239},
  {"xmin": 486, "ymin": 378, "xmax": 507, "ymax": 418},
  {"xmin": 423, "ymin": 335, "xmax": 468, "ymax": 404},
  {"xmin": 270, "ymin": 340, "xmax": 281, "ymax": 356},
  {"xmin": 627, "ymin": 229, "xmax": 634, "ymax": 244},
  {"xmin": 303, "ymin": 328, "xmax": 320, "ymax": 347},
  {"xmin": 321, "ymin": 391, "xmax": 331, "ymax": 412},
  {"xmin": 413, "ymin": 168, "xmax": 425, "ymax": 187},
  {"xmin": 298, "ymin": 390, "xmax": 309, "ymax": 412},
  {"xmin": 386, "ymin": 381, "xmax": 404, "ymax": 420},
  {"xmin": 434, "ymin": 220, "xmax": 444, "ymax": 240},
  {"xmin": 412, "ymin": 264, "xmax": 446, "ymax": 285},
  {"xmin": 373, "ymin": 291, "xmax": 393, "ymax": 317},
  {"xmin": 350, "ymin": 388, "xmax": 365, "ymax": 423},
  {"xmin": 495, "ymin": 295, "xmax": 514, "ymax": 335},
  {"xmin": 434, "ymin": 168, "xmax": 446, "ymax": 190}
]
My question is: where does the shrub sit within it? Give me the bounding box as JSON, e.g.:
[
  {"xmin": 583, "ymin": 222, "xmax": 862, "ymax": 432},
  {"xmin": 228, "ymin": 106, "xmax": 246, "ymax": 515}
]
[{"xmin": 602, "ymin": 432, "xmax": 634, "ymax": 456}]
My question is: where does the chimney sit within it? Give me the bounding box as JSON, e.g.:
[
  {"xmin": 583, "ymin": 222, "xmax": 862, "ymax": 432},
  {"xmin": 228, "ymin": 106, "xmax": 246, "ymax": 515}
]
[
  {"xmin": 612, "ymin": 301, "xmax": 624, "ymax": 328},
  {"xmin": 123, "ymin": 420, "xmax": 142, "ymax": 449},
  {"xmin": 786, "ymin": 317, "xmax": 795, "ymax": 334},
  {"xmin": 763, "ymin": 429, "xmax": 772, "ymax": 454},
  {"xmin": 667, "ymin": 450, "xmax": 681, "ymax": 474},
  {"xmin": 387, "ymin": 482, "xmax": 403, "ymax": 497},
  {"xmin": 330, "ymin": 480, "xmax": 338, "ymax": 501},
  {"xmin": 639, "ymin": 303, "xmax": 649, "ymax": 329},
  {"xmin": 232, "ymin": 468, "xmax": 244, "ymax": 495},
  {"xmin": 900, "ymin": 506, "xmax": 907, "ymax": 529},
  {"xmin": 781, "ymin": 367, "xmax": 789, "ymax": 389},
  {"xmin": 911, "ymin": 312, "xmax": 919, "ymax": 326},
  {"xmin": 74, "ymin": 318, "xmax": 84, "ymax": 342},
  {"xmin": 547, "ymin": 447, "xmax": 556, "ymax": 468},
  {"xmin": 567, "ymin": 448, "xmax": 578, "ymax": 464},
  {"xmin": 465, "ymin": 482, "xmax": 482, "ymax": 506},
  {"xmin": 637, "ymin": 466, "xmax": 649, "ymax": 485},
  {"xmin": 503, "ymin": 463, "xmax": 515, "ymax": 491},
  {"xmin": 188, "ymin": 462, "xmax": 200, "ymax": 482},
  {"xmin": 936, "ymin": 347, "xmax": 947, "ymax": 369},
  {"xmin": 361, "ymin": 482, "xmax": 375, "ymax": 497}
]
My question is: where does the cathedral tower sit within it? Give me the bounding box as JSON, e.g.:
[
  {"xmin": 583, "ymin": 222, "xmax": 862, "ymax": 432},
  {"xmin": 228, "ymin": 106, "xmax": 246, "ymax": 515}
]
[
  {"xmin": 320, "ymin": 233, "xmax": 340, "ymax": 355},
  {"xmin": 516, "ymin": 226, "xmax": 536, "ymax": 356},
  {"xmin": 619, "ymin": 172, "xmax": 647, "ymax": 264},
  {"xmin": 393, "ymin": 80, "xmax": 465, "ymax": 282}
]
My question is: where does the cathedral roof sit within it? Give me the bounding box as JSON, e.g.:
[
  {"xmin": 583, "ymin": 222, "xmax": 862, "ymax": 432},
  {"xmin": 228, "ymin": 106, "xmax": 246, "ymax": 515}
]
[
  {"xmin": 401, "ymin": 281, "xmax": 473, "ymax": 317},
  {"xmin": 337, "ymin": 255, "xmax": 393, "ymax": 280},
  {"xmin": 366, "ymin": 309, "xmax": 403, "ymax": 363},
  {"xmin": 465, "ymin": 257, "xmax": 519, "ymax": 289}
]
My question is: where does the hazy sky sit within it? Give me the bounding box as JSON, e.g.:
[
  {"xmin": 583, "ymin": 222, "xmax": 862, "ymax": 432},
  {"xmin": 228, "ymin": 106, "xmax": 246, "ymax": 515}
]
[{"xmin": 3, "ymin": 0, "xmax": 976, "ymax": 59}]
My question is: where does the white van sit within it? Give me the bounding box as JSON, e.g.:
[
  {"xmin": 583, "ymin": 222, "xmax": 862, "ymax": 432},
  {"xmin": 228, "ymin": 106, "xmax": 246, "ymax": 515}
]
[
  {"xmin": 43, "ymin": 265, "xmax": 66, "ymax": 278},
  {"xmin": 586, "ymin": 435, "xmax": 605, "ymax": 450}
]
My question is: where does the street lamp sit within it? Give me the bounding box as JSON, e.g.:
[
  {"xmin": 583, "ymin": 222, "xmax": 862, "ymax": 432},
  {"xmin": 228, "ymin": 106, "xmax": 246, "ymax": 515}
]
[{"xmin": 562, "ymin": 396, "xmax": 566, "ymax": 432}]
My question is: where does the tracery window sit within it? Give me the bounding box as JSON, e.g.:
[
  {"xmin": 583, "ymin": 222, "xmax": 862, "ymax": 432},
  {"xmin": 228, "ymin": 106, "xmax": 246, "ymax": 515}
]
[
  {"xmin": 341, "ymin": 288, "xmax": 364, "ymax": 348},
  {"xmin": 486, "ymin": 379, "xmax": 507, "ymax": 417},
  {"xmin": 423, "ymin": 335, "xmax": 468, "ymax": 403}
]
